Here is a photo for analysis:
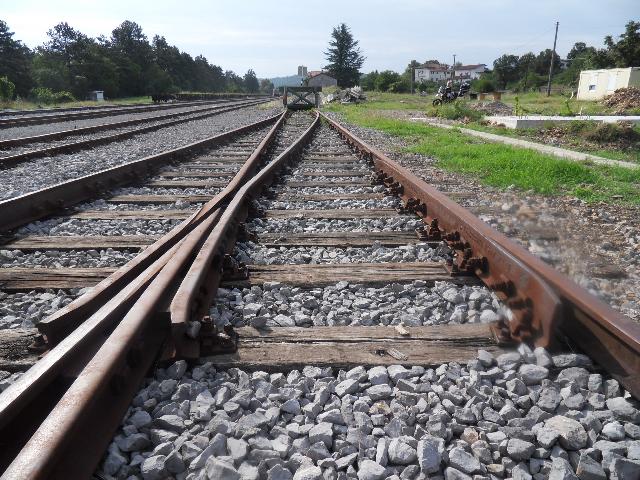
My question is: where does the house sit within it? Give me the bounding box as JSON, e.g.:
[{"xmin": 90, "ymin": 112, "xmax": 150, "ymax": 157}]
[
  {"xmin": 415, "ymin": 63, "xmax": 450, "ymax": 82},
  {"xmin": 306, "ymin": 71, "xmax": 337, "ymax": 88},
  {"xmin": 451, "ymin": 64, "xmax": 487, "ymax": 81},
  {"xmin": 414, "ymin": 63, "xmax": 487, "ymax": 83},
  {"xmin": 577, "ymin": 67, "xmax": 640, "ymax": 100}
]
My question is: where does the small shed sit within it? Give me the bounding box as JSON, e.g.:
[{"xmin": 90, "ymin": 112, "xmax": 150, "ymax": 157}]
[
  {"xmin": 577, "ymin": 67, "xmax": 640, "ymax": 100},
  {"xmin": 89, "ymin": 90, "xmax": 104, "ymax": 102},
  {"xmin": 307, "ymin": 72, "xmax": 337, "ymax": 88}
]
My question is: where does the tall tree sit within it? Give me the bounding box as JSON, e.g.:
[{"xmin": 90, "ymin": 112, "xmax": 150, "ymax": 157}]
[
  {"xmin": 324, "ymin": 24, "xmax": 365, "ymax": 87},
  {"xmin": 243, "ymin": 69, "xmax": 259, "ymax": 93},
  {"xmin": 0, "ymin": 20, "xmax": 33, "ymax": 96},
  {"xmin": 492, "ymin": 54, "xmax": 519, "ymax": 89},
  {"xmin": 605, "ymin": 20, "xmax": 640, "ymax": 67}
]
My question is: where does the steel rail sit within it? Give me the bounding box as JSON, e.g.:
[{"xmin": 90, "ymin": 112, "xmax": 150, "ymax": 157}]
[
  {"xmin": 170, "ymin": 111, "xmax": 320, "ymax": 354},
  {"xmin": 0, "ymin": 99, "xmax": 264, "ymax": 149},
  {"xmin": 0, "ymin": 98, "xmax": 243, "ymax": 128},
  {"xmin": 0, "ymin": 111, "xmax": 289, "ymax": 478},
  {"xmin": 319, "ymin": 111, "xmax": 640, "ymax": 398},
  {"xmin": 0, "ymin": 108, "xmax": 280, "ymax": 233},
  {"xmin": 0, "ymin": 99, "xmax": 266, "ymax": 168}
]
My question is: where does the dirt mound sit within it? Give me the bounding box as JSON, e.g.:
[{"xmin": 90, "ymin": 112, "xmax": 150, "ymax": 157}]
[
  {"xmin": 469, "ymin": 101, "xmax": 513, "ymax": 116},
  {"xmin": 602, "ymin": 87, "xmax": 640, "ymax": 113}
]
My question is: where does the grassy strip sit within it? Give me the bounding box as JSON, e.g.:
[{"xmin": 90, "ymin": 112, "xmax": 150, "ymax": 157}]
[{"xmin": 325, "ymin": 104, "xmax": 640, "ymax": 204}]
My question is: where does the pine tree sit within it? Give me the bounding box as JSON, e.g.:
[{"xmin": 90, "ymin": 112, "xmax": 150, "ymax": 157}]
[{"xmin": 324, "ymin": 24, "xmax": 365, "ymax": 87}]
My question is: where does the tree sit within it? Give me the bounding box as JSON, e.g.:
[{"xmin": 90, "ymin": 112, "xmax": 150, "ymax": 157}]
[
  {"xmin": 374, "ymin": 70, "xmax": 401, "ymax": 92},
  {"xmin": 534, "ymin": 49, "xmax": 561, "ymax": 76},
  {"xmin": 324, "ymin": 23, "xmax": 365, "ymax": 87},
  {"xmin": 259, "ymin": 78, "xmax": 274, "ymax": 94},
  {"xmin": 403, "ymin": 60, "xmax": 421, "ymax": 82},
  {"xmin": 0, "ymin": 20, "xmax": 33, "ymax": 97},
  {"xmin": 605, "ymin": 21, "xmax": 640, "ymax": 67},
  {"xmin": 360, "ymin": 71, "xmax": 379, "ymax": 91},
  {"xmin": 243, "ymin": 69, "xmax": 259, "ymax": 93},
  {"xmin": 492, "ymin": 54, "xmax": 519, "ymax": 89}
]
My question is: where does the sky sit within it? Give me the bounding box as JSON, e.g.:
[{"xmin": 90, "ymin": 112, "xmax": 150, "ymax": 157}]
[{"xmin": 2, "ymin": 0, "xmax": 638, "ymax": 79}]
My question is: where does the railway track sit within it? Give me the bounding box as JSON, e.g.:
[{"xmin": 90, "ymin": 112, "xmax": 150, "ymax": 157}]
[
  {"xmin": 0, "ymin": 97, "xmax": 266, "ymax": 128},
  {"xmin": 0, "ymin": 98, "xmax": 267, "ymax": 168},
  {"xmin": 0, "ymin": 110, "xmax": 638, "ymax": 479}
]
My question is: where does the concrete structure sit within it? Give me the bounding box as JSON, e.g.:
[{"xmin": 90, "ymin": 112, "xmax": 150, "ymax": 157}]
[
  {"xmin": 89, "ymin": 91, "xmax": 104, "ymax": 101},
  {"xmin": 306, "ymin": 72, "xmax": 337, "ymax": 88},
  {"xmin": 577, "ymin": 67, "xmax": 640, "ymax": 100},
  {"xmin": 486, "ymin": 114, "xmax": 640, "ymax": 129},
  {"xmin": 297, "ymin": 66, "xmax": 308, "ymax": 77}
]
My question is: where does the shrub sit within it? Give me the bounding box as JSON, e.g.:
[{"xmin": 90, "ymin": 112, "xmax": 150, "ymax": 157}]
[
  {"xmin": 430, "ymin": 100, "xmax": 484, "ymax": 122},
  {"xmin": 583, "ymin": 122, "xmax": 640, "ymax": 144},
  {"xmin": 30, "ymin": 87, "xmax": 55, "ymax": 104},
  {"xmin": 52, "ymin": 91, "xmax": 75, "ymax": 103},
  {"xmin": 29, "ymin": 88, "xmax": 75, "ymax": 104},
  {"xmin": 0, "ymin": 76, "xmax": 15, "ymax": 101},
  {"xmin": 472, "ymin": 77, "xmax": 495, "ymax": 93}
]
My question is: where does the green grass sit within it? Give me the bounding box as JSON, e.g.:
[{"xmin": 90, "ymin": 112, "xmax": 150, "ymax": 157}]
[
  {"xmin": 324, "ymin": 103, "xmax": 640, "ymax": 204},
  {"xmin": 499, "ymin": 91, "xmax": 640, "ymax": 116},
  {"xmin": 0, "ymin": 96, "xmax": 152, "ymax": 111}
]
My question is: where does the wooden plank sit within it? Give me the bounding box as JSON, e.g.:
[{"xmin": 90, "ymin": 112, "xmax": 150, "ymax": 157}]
[
  {"xmin": 190, "ymin": 156, "xmax": 247, "ymax": 162},
  {"xmin": 0, "ymin": 328, "xmax": 40, "ymax": 372},
  {"xmin": 107, "ymin": 195, "xmax": 212, "ymax": 204},
  {"xmin": 256, "ymin": 231, "xmax": 425, "ymax": 247},
  {"xmin": 297, "ymin": 163, "xmax": 368, "ymax": 170},
  {"xmin": 286, "ymin": 181, "xmax": 370, "ymax": 187},
  {"xmin": 263, "ymin": 209, "xmax": 405, "ymax": 219},
  {"xmin": 1, "ymin": 235, "xmax": 158, "ymax": 251},
  {"xmin": 209, "ymin": 324, "xmax": 502, "ymax": 369},
  {"xmin": 147, "ymin": 180, "xmax": 228, "ymax": 188},
  {"xmin": 0, "ymin": 267, "xmax": 116, "ymax": 290},
  {"xmin": 73, "ymin": 210, "xmax": 191, "ymax": 219},
  {"xmin": 223, "ymin": 262, "xmax": 478, "ymax": 288},
  {"xmin": 274, "ymin": 194, "xmax": 385, "ymax": 201},
  {"xmin": 157, "ymin": 171, "xmax": 235, "ymax": 178},
  {"xmin": 299, "ymin": 172, "xmax": 369, "ymax": 177}
]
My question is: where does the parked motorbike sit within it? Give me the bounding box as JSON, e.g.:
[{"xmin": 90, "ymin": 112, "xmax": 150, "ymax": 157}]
[{"xmin": 432, "ymin": 82, "xmax": 470, "ymax": 106}]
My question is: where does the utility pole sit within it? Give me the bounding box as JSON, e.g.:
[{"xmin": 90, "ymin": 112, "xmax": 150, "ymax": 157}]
[
  {"xmin": 452, "ymin": 54, "xmax": 456, "ymax": 80},
  {"xmin": 546, "ymin": 21, "xmax": 559, "ymax": 97}
]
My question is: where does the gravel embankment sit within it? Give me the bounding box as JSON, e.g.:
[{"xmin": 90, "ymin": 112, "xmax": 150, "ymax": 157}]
[
  {"xmin": 97, "ymin": 350, "xmax": 640, "ymax": 479},
  {"xmin": 14, "ymin": 218, "xmax": 182, "ymax": 237},
  {"xmin": 0, "ymin": 105, "xmax": 282, "ymax": 201},
  {"xmin": 0, "ymin": 102, "xmax": 232, "ymax": 140},
  {"xmin": 0, "ymin": 248, "xmax": 136, "ymax": 268},
  {"xmin": 247, "ymin": 217, "xmax": 424, "ymax": 234}
]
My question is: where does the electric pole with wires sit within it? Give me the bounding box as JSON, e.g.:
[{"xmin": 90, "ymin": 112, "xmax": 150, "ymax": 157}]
[{"xmin": 546, "ymin": 22, "xmax": 559, "ymax": 96}]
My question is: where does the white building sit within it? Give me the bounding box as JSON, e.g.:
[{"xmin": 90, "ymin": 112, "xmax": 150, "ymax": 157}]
[
  {"xmin": 414, "ymin": 63, "xmax": 487, "ymax": 83},
  {"xmin": 452, "ymin": 64, "xmax": 487, "ymax": 81},
  {"xmin": 577, "ymin": 67, "xmax": 640, "ymax": 100},
  {"xmin": 414, "ymin": 63, "xmax": 450, "ymax": 82}
]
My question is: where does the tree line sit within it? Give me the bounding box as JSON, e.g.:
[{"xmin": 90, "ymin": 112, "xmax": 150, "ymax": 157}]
[
  {"xmin": 0, "ymin": 19, "xmax": 270, "ymax": 102},
  {"xmin": 352, "ymin": 20, "xmax": 639, "ymax": 93}
]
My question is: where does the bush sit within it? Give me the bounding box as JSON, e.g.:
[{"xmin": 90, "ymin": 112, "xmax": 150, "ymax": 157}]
[
  {"xmin": 29, "ymin": 87, "xmax": 75, "ymax": 104},
  {"xmin": 431, "ymin": 100, "xmax": 484, "ymax": 122},
  {"xmin": 52, "ymin": 91, "xmax": 75, "ymax": 103},
  {"xmin": 583, "ymin": 122, "xmax": 640, "ymax": 144},
  {"xmin": 472, "ymin": 77, "xmax": 495, "ymax": 93},
  {"xmin": 0, "ymin": 76, "xmax": 15, "ymax": 101}
]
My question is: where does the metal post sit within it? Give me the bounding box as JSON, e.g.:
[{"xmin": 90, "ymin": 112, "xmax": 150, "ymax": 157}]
[
  {"xmin": 546, "ymin": 22, "xmax": 559, "ymax": 97},
  {"xmin": 452, "ymin": 54, "xmax": 456, "ymax": 80}
]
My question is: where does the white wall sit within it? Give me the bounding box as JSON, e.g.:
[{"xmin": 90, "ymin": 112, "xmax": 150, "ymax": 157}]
[{"xmin": 577, "ymin": 68, "xmax": 640, "ymax": 100}]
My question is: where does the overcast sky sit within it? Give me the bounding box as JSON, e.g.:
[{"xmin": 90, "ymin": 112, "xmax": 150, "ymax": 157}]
[{"xmin": 3, "ymin": 0, "xmax": 637, "ymax": 78}]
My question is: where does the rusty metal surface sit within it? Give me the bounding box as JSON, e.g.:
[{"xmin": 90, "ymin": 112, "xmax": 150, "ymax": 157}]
[
  {"xmin": 0, "ymin": 99, "xmax": 265, "ymax": 168},
  {"xmin": 0, "ymin": 110, "xmax": 288, "ymax": 478},
  {"xmin": 170, "ymin": 111, "xmax": 319, "ymax": 356},
  {"xmin": 320, "ymin": 111, "xmax": 640, "ymax": 398}
]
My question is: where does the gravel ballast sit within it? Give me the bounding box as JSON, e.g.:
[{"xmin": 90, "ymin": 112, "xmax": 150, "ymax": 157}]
[
  {"xmin": 0, "ymin": 289, "xmax": 83, "ymax": 329},
  {"xmin": 208, "ymin": 280, "xmax": 502, "ymax": 328},
  {"xmin": 97, "ymin": 349, "xmax": 640, "ymax": 479},
  {"xmin": 0, "ymin": 105, "xmax": 281, "ymax": 201}
]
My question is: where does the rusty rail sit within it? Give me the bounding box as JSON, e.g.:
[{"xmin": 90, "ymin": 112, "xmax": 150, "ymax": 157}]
[
  {"xmin": 0, "ymin": 98, "xmax": 238, "ymax": 128},
  {"xmin": 320, "ymin": 111, "xmax": 640, "ymax": 398},
  {"xmin": 0, "ymin": 107, "xmax": 276, "ymax": 233},
  {"xmin": 0, "ymin": 110, "xmax": 289, "ymax": 478}
]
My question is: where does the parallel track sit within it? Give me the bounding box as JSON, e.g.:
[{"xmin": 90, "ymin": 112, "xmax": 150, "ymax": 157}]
[{"xmin": 0, "ymin": 109, "xmax": 637, "ymax": 478}]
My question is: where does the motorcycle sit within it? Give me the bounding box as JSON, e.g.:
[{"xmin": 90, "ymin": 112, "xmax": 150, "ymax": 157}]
[{"xmin": 432, "ymin": 82, "xmax": 470, "ymax": 106}]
